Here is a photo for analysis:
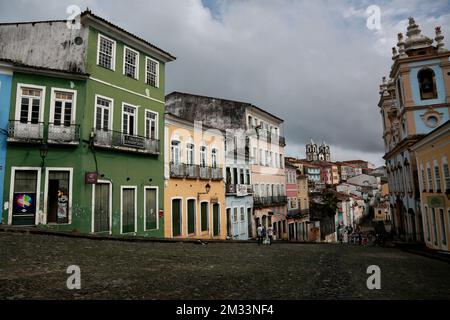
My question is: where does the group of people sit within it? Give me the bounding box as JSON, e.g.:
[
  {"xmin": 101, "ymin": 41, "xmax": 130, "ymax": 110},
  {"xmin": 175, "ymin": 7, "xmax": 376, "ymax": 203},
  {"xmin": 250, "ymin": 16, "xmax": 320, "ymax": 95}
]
[{"xmin": 256, "ymin": 224, "xmax": 274, "ymax": 245}]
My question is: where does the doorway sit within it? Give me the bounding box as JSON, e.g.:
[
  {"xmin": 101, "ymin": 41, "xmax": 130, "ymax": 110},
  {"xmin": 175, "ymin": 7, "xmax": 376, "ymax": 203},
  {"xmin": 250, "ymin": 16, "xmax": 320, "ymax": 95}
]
[
  {"xmin": 93, "ymin": 182, "xmax": 111, "ymax": 233},
  {"xmin": 172, "ymin": 198, "xmax": 182, "ymax": 237},
  {"xmin": 212, "ymin": 203, "xmax": 220, "ymax": 236},
  {"xmin": 46, "ymin": 170, "xmax": 70, "ymax": 224}
]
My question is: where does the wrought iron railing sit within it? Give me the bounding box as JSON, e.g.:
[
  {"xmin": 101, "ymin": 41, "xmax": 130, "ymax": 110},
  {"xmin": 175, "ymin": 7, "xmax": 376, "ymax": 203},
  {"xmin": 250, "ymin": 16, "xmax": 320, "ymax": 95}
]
[
  {"xmin": 93, "ymin": 128, "xmax": 159, "ymax": 155},
  {"xmin": 211, "ymin": 167, "xmax": 223, "ymax": 180},
  {"xmin": 170, "ymin": 163, "xmax": 185, "ymax": 178},
  {"xmin": 253, "ymin": 195, "xmax": 287, "ymax": 207},
  {"xmin": 47, "ymin": 123, "xmax": 80, "ymax": 144},
  {"xmin": 185, "ymin": 164, "xmax": 199, "ymax": 179},
  {"xmin": 7, "ymin": 120, "xmax": 44, "ymax": 142},
  {"xmin": 199, "ymin": 166, "xmax": 212, "ymax": 180}
]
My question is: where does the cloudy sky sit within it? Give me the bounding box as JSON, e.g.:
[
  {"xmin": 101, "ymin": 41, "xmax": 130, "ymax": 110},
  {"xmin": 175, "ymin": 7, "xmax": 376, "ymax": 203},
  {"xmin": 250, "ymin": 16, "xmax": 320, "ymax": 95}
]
[{"xmin": 1, "ymin": 0, "xmax": 449, "ymax": 166}]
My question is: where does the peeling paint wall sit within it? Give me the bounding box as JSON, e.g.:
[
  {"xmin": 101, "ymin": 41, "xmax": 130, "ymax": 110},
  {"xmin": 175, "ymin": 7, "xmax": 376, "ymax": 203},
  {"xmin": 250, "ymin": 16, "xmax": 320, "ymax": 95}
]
[
  {"xmin": 0, "ymin": 21, "xmax": 88, "ymax": 73},
  {"xmin": 166, "ymin": 93, "xmax": 247, "ymax": 131}
]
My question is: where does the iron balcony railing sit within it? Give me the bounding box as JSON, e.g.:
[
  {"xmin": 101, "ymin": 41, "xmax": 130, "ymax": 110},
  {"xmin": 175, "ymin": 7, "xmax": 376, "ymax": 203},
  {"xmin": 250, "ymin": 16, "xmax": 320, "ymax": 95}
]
[
  {"xmin": 170, "ymin": 163, "xmax": 185, "ymax": 178},
  {"xmin": 199, "ymin": 165, "xmax": 212, "ymax": 180},
  {"xmin": 93, "ymin": 128, "xmax": 159, "ymax": 155},
  {"xmin": 48, "ymin": 123, "xmax": 80, "ymax": 145},
  {"xmin": 253, "ymin": 195, "xmax": 287, "ymax": 208},
  {"xmin": 185, "ymin": 164, "xmax": 199, "ymax": 179},
  {"xmin": 7, "ymin": 120, "xmax": 44, "ymax": 143},
  {"xmin": 211, "ymin": 166, "xmax": 223, "ymax": 180}
]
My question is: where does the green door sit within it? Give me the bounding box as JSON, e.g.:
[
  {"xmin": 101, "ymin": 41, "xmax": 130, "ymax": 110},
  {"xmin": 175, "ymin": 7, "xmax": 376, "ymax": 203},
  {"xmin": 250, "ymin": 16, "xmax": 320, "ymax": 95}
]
[
  {"xmin": 145, "ymin": 188, "xmax": 157, "ymax": 230},
  {"xmin": 122, "ymin": 188, "xmax": 135, "ymax": 233},
  {"xmin": 187, "ymin": 199, "xmax": 195, "ymax": 234},
  {"xmin": 94, "ymin": 183, "xmax": 110, "ymax": 233},
  {"xmin": 213, "ymin": 203, "xmax": 220, "ymax": 236},
  {"xmin": 172, "ymin": 199, "xmax": 181, "ymax": 237},
  {"xmin": 201, "ymin": 202, "xmax": 208, "ymax": 231}
]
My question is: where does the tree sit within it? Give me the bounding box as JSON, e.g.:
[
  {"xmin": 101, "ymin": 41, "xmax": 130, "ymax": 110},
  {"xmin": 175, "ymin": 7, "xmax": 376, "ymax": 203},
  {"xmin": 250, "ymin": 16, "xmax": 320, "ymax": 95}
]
[{"xmin": 321, "ymin": 192, "xmax": 339, "ymax": 217}]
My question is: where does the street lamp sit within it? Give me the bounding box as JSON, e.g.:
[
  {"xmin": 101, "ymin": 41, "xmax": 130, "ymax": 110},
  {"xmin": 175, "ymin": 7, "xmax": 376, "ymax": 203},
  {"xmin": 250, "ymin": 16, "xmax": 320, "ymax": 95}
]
[
  {"xmin": 197, "ymin": 183, "xmax": 211, "ymax": 200},
  {"xmin": 40, "ymin": 143, "xmax": 48, "ymax": 168}
]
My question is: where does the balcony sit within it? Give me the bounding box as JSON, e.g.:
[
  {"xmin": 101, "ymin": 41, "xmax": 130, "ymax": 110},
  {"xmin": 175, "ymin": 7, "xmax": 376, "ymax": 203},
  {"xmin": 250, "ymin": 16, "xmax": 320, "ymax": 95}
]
[
  {"xmin": 93, "ymin": 128, "xmax": 159, "ymax": 155},
  {"xmin": 226, "ymin": 184, "xmax": 251, "ymax": 196},
  {"xmin": 253, "ymin": 195, "xmax": 287, "ymax": 208},
  {"xmin": 199, "ymin": 166, "xmax": 211, "ymax": 180},
  {"xmin": 48, "ymin": 123, "xmax": 80, "ymax": 145},
  {"xmin": 7, "ymin": 120, "xmax": 44, "ymax": 143},
  {"xmin": 211, "ymin": 167, "xmax": 223, "ymax": 180},
  {"xmin": 170, "ymin": 163, "xmax": 185, "ymax": 178},
  {"xmin": 185, "ymin": 164, "xmax": 199, "ymax": 179}
]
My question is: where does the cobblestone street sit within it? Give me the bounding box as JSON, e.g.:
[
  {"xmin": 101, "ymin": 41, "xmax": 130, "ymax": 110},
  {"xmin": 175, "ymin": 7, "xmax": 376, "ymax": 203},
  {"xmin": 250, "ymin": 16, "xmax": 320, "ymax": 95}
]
[{"xmin": 1, "ymin": 232, "xmax": 449, "ymax": 300}]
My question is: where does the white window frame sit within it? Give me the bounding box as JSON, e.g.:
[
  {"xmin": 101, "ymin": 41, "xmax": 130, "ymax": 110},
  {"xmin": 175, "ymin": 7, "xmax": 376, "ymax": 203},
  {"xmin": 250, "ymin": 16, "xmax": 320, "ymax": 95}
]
[
  {"xmin": 434, "ymin": 159, "xmax": 442, "ymax": 191},
  {"xmin": 144, "ymin": 109, "xmax": 159, "ymax": 140},
  {"xmin": 97, "ymin": 34, "xmax": 116, "ymax": 71},
  {"xmin": 123, "ymin": 45, "xmax": 139, "ymax": 79},
  {"xmin": 171, "ymin": 139, "xmax": 181, "ymax": 164},
  {"xmin": 121, "ymin": 102, "xmax": 139, "ymax": 136},
  {"xmin": 443, "ymin": 156, "xmax": 450, "ymax": 191},
  {"xmin": 145, "ymin": 56, "xmax": 160, "ymax": 88},
  {"xmin": 94, "ymin": 94, "xmax": 114, "ymax": 130},
  {"xmin": 8, "ymin": 167, "xmax": 41, "ymax": 225},
  {"xmin": 186, "ymin": 140, "xmax": 195, "ymax": 165},
  {"xmin": 120, "ymin": 185, "xmax": 138, "ymax": 234},
  {"xmin": 91, "ymin": 179, "xmax": 113, "ymax": 234},
  {"xmin": 15, "ymin": 83, "xmax": 46, "ymax": 123},
  {"xmin": 43, "ymin": 167, "xmax": 73, "ymax": 225},
  {"xmin": 200, "ymin": 144, "xmax": 207, "ymax": 167},
  {"xmin": 143, "ymin": 186, "xmax": 159, "ymax": 231},
  {"xmin": 49, "ymin": 88, "xmax": 77, "ymax": 125}
]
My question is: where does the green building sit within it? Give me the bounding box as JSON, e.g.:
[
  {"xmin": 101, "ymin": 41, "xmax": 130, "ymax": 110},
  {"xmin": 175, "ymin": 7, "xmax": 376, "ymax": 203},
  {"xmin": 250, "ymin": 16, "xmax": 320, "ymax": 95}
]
[{"xmin": 0, "ymin": 10, "xmax": 175, "ymax": 236}]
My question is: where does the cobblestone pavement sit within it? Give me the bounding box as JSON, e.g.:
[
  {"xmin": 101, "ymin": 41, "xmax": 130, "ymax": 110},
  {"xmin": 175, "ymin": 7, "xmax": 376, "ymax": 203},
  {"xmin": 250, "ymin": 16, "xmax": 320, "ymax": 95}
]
[{"xmin": 1, "ymin": 232, "xmax": 450, "ymax": 300}]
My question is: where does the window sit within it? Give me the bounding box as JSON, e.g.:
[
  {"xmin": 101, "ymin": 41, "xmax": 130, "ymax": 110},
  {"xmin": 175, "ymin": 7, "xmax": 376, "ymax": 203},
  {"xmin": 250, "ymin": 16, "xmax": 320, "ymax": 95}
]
[
  {"xmin": 121, "ymin": 187, "xmax": 137, "ymax": 234},
  {"xmin": 420, "ymin": 165, "xmax": 426, "ymax": 192},
  {"xmin": 145, "ymin": 57, "xmax": 159, "ymax": 87},
  {"xmin": 97, "ymin": 35, "xmax": 116, "ymax": 70},
  {"xmin": 144, "ymin": 187, "xmax": 158, "ymax": 230},
  {"xmin": 95, "ymin": 96, "xmax": 112, "ymax": 130},
  {"xmin": 211, "ymin": 148, "xmax": 218, "ymax": 168},
  {"xmin": 418, "ymin": 68, "xmax": 437, "ymax": 100},
  {"xmin": 240, "ymin": 169, "xmax": 244, "ymax": 185},
  {"xmin": 45, "ymin": 169, "xmax": 72, "ymax": 224},
  {"xmin": 200, "ymin": 146, "xmax": 207, "ymax": 167},
  {"xmin": 201, "ymin": 202, "xmax": 209, "ymax": 231},
  {"xmin": 187, "ymin": 143, "xmax": 195, "ymax": 165},
  {"xmin": 233, "ymin": 207, "xmax": 238, "ymax": 223},
  {"xmin": 246, "ymin": 170, "xmax": 250, "ymax": 185},
  {"xmin": 240, "ymin": 207, "xmax": 245, "ymax": 222},
  {"xmin": 442, "ymin": 157, "xmax": 450, "ymax": 191},
  {"xmin": 434, "ymin": 160, "xmax": 441, "ymax": 192},
  {"xmin": 17, "ymin": 85, "xmax": 44, "ymax": 123},
  {"xmin": 145, "ymin": 110, "xmax": 158, "ymax": 140},
  {"xmin": 439, "ymin": 209, "xmax": 446, "ymax": 245},
  {"xmin": 427, "ymin": 163, "xmax": 433, "ymax": 192},
  {"xmin": 122, "ymin": 104, "xmax": 137, "ymax": 135},
  {"xmin": 123, "ymin": 46, "xmax": 139, "ymax": 79},
  {"xmin": 425, "ymin": 206, "xmax": 431, "ymax": 241},
  {"xmin": 11, "ymin": 169, "xmax": 40, "ymax": 226},
  {"xmin": 397, "ymin": 79, "xmax": 404, "ymax": 106},
  {"xmin": 432, "ymin": 208, "xmax": 438, "ymax": 245},
  {"xmin": 171, "ymin": 140, "xmax": 180, "ymax": 165},
  {"xmin": 51, "ymin": 90, "xmax": 75, "ymax": 126}
]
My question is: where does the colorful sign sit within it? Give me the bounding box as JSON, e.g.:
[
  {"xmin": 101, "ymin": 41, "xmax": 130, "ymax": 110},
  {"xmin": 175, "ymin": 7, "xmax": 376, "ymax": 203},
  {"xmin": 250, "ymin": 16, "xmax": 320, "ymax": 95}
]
[
  {"xmin": 85, "ymin": 172, "xmax": 98, "ymax": 184},
  {"xmin": 13, "ymin": 193, "xmax": 36, "ymax": 214}
]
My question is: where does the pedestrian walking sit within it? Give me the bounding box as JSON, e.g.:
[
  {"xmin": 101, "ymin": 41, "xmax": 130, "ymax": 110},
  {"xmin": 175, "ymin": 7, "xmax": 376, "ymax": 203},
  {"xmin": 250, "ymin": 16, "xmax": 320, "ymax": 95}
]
[
  {"xmin": 257, "ymin": 224, "xmax": 263, "ymax": 245},
  {"xmin": 267, "ymin": 226, "xmax": 274, "ymax": 245}
]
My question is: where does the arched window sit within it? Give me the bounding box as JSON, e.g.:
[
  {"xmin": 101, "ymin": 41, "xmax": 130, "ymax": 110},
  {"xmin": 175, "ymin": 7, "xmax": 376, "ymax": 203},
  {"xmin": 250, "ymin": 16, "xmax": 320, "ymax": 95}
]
[
  {"xmin": 211, "ymin": 148, "xmax": 218, "ymax": 168},
  {"xmin": 171, "ymin": 140, "xmax": 180, "ymax": 164},
  {"xmin": 200, "ymin": 144, "xmax": 207, "ymax": 167},
  {"xmin": 186, "ymin": 139, "xmax": 195, "ymax": 165},
  {"xmin": 418, "ymin": 68, "xmax": 437, "ymax": 100}
]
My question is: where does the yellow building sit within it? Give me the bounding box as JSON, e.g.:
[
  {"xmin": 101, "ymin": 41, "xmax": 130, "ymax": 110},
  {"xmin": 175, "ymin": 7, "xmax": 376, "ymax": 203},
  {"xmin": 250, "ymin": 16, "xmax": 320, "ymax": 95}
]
[
  {"xmin": 411, "ymin": 121, "xmax": 450, "ymax": 251},
  {"xmin": 164, "ymin": 113, "xmax": 226, "ymax": 239},
  {"xmin": 297, "ymin": 174, "xmax": 309, "ymax": 211}
]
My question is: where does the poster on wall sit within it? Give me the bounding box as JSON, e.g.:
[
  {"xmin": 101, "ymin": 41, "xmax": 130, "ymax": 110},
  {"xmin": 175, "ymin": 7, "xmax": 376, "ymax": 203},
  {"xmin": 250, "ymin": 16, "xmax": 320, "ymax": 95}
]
[{"xmin": 13, "ymin": 193, "xmax": 36, "ymax": 214}]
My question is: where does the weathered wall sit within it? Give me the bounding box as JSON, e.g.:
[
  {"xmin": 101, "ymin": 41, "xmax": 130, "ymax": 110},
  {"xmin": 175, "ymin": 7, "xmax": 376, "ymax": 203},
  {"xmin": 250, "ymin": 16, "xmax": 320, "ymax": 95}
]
[
  {"xmin": 165, "ymin": 92, "xmax": 247, "ymax": 131},
  {"xmin": 0, "ymin": 21, "xmax": 88, "ymax": 73}
]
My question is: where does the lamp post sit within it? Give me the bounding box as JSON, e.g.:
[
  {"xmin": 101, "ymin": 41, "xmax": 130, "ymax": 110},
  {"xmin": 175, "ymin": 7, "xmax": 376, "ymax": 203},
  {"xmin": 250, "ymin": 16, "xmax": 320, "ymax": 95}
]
[
  {"xmin": 40, "ymin": 143, "xmax": 48, "ymax": 168},
  {"xmin": 197, "ymin": 183, "xmax": 211, "ymax": 200}
]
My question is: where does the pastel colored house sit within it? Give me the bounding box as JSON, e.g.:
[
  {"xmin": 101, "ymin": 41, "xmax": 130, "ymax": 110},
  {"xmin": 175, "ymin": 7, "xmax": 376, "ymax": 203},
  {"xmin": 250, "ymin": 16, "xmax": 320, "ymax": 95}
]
[
  {"xmin": 0, "ymin": 11, "xmax": 175, "ymax": 236},
  {"xmin": 164, "ymin": 113, "xmax": 226, "ymax": 239}
]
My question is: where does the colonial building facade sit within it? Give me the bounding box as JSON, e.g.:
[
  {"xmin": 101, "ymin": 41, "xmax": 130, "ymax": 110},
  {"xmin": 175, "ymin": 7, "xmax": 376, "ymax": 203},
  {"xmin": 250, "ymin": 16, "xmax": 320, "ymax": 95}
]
[
  {"xmin": 165, "ymin": 92, "xmax": 285, "ymax": 240},
  {"xmin": 164, "ymin": 113, "xmax": 226, "ymax": 239},
  {"xmin": 378, "ymin": 18, "xmax": 450, "ymax": 242},
  {"xmin": 0, "ymin": 11, "xmax": 175, "ymax": 236}
]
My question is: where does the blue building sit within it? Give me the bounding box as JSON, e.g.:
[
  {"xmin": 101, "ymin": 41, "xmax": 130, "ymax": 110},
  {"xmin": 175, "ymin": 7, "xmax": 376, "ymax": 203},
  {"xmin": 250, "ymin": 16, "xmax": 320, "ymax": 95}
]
[{"xmin": 0, "ymin": 61, "xmax": 13, "ymax": 223}]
